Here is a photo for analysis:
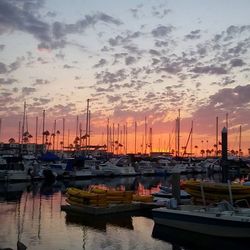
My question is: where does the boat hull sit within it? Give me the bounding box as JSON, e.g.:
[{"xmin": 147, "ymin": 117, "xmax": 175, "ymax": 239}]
[{"xmin": 152, "ymin": 208, "xmax": 250, "ymax": 238}]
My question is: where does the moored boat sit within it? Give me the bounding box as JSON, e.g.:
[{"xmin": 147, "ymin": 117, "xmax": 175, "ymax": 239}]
[
  {"xmin": 152, "ymin": 200, "xmax": 250, "ymax": 238},
  {"xmin": 183, "ymin": 180, "xmax": 250, "ymax": 201}
]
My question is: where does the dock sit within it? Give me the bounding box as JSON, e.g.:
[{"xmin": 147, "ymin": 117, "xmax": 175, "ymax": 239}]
[{"xmin": 61, "ymin": 202, "xmax": 161, "ymax": 215}]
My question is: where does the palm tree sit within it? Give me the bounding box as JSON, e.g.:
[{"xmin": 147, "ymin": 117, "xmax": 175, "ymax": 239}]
[
  {"xmin": 9, "ymin": 138, "xmax": 15, "ymax": 144},
  {"xmin": 60, "ymin": 141, "xmax": 64, "ymax": 150},
  {"xmin": 43, "ymin": 130, "xmax": 50, "ymax": 144},
  {"xmin": 200, "ymin": 149, "xmax": 205, "ymax": 157}
]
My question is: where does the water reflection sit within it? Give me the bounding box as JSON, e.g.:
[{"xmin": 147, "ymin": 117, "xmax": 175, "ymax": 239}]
[
  {"xmin": 152, "ymin": 224, "xmax": 249, "ymax": 250},
  {"xmin": 65, "ymin": 212, "xmax": 134, "ymax": 232},
  {"xmin": 1, "ymin": 173, "xmax": 237, "ymax": 250}
]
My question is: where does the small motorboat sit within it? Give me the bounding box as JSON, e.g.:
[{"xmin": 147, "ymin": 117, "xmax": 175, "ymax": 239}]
[{"xmin": 152, "ymin": 200, "xmax": 250, "ymax": 238}]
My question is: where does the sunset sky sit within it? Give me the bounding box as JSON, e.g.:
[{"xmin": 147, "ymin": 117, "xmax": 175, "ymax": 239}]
[{"xmin": 0, "ymin": 0, "xmax": 250, "ymax": 154}]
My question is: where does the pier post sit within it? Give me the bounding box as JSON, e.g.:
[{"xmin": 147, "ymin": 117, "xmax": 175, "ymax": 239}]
[
  {"xmin": 171, "ymin": 173, "xmax": 181, "ymax": 204},
  {"xmin": 221, "ymin": 127, "xmax": 228, "ymax": 183}
]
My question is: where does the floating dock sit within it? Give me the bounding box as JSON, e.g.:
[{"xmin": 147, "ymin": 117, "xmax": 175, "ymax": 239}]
[{"xmin": 61, "ymin": 202, "xmax": 160, "ymax": 215}]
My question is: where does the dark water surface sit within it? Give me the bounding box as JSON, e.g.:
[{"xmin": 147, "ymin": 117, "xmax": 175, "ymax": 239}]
[{"xmin": 0, "ymin": 175, "xmax": 248, "ymax": 250}]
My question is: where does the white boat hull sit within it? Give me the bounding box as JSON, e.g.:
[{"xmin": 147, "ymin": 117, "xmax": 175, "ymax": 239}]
[{"xmin": 153, "ymin": 207, "xmax": 250, "ymax": 238}]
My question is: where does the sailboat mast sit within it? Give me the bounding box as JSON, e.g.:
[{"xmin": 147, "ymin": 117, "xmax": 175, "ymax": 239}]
[
  {"xmin": 216, "ymin": 116, "xmax": 218, "ymax": 157},
  {"xmin": 190, "ymin": 120, "xmax": 193, "ymax": 156},
  {"xmin": 21, "ymin": 101, "xmax": 26, "ymax": 146},
  {"xmin": 144, "ymin": 116, "xmax": 147, "ymax": 154},
  {"xmin": 134, "ymin": 121, "xmax": 137, "ymax": 154},
  {"xmin": 239, "ymin": 125, "xmax": 242, "ymax": 157},
  {"xmin": 106, "ymin": 118, "xmax": 109, "ymax": 153},
  {"xmin": 35, "ymin": 116, "xmax": 38, "ymax": 153},
  {"xmin": 125, "ymin": 122, "xmax": 128, "ymax": 155},
  {"xmin": 149, "ymin": 127, "xmax": 152, "ymax": 154},
  {"xmin": 75, "ymin": 115, "xmax": 79, "ymax": 152},
  {"xmin": 0, "ymin": 118, "xmax": 1, "ymax": 142},
  {"xmin": 88, "ymin": 110, "xmax": 91, "ymax": 150},
  {"xmin": 177, "ymin": 109, "xmax": 180, "ymax": 157},
  {"xmin": 18, "ymin": 121, "xmax": 21, "ymax": 144},
  {"xmin": 53, "ymin": 120, "xmax": 56, "ymax": 151},
  {"xmin": 62, "ymin": 118, "xmax": 65, "ymax": 151},
  {"xmin": 42, "ymin": 110, "xmax": 45, "ymax": 146}
]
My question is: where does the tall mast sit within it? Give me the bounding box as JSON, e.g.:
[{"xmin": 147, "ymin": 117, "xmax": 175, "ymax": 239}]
[
  {"xmin": 125, "ymin": 122, "xmax": 128, "ymax": 155},
  {"xmin": 42, "ymin": 110, "xmax": 45, "ymax": 145},
  {"xmin": 144, "ymin": 116, "xmax": 147, "ymax": 154},
  {"xmin": 117, "ymin": 123, "xmax": 120, "ymax": 154},
  {"xmin": 0, "ymin": 118, "xmax": 1, "ymax": 142},
  {"xmin": 134, "ymin": 121, "xmax": 137, "ymax": 154},
  {"xmin": 76, "ymin": 115, "xmax": 79, "ymax": 139},
  {"xmin": 79, "ymin": 122, "xmax": 82, "ymax": 150},
  {"xmin": 67, "ymin": 129, "xmax": 70, "ymax": 148},
  {"xmin": 35, "ymin": 116, "xmax": 38, "ymax": 154},
  {"xmin": 239, "ymin": 125, "xmax": 242, "ymax": 157},
  {"xmin": 88, "ymin": 110, "xmax": 91, "ymax": 151},
  {"xmin": 190, "ymin": 120, "xmax": 193, "ymax": 156},
  {"xmin": 18, "ymin": 121, "xmax": 21, "ymax": 144},
  {"xmin": 112, "ymin": 123, "xmax": 115, "ymax": 154},
  {"xmin": 216, "ymin": 116, "xmax": 218, "ymax": 157},
  {"xmin": 123, "ymin": 124, "xmax": 125, "ymax": 154},
  {"xmin": 21, "ymin": 101, "xmax": 26, "ymax": 146},
  {"xmin": 62, "ymin": 118, "xmax": 65, "ymax": 151},
  {"xmin": 177, "ymin": 109, "xmax": 180, "ymax": 157},
  {"xmin": 106, "ymin": 118, "xmax": 109, "ymax": 153},
  {"xmin": 53, "ymin": 120, "xmax": 56, "ymax": 151},
  {"xmin": 85, "ymin": 99, "xmax": 90, "ymax": 155},
  {"xmin": 149, "ymin": 127, "xmax": 152, "ymax": 154}
]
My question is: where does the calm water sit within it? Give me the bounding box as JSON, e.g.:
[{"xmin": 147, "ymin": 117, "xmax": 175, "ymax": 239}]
[{"xmin": 0, "ymin": 174, "xmax": 248, "ymax": 250}]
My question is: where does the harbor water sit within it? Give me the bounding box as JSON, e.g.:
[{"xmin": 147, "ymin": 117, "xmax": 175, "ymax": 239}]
[{"xmin": 0, "ymin": 175, "xmax": 248, "ymax": 250}]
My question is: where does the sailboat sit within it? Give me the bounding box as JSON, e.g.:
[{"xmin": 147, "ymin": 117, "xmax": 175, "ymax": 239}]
[{"xmin": 0, "ymin": 102, "xmax": 36, "ymax": 182}]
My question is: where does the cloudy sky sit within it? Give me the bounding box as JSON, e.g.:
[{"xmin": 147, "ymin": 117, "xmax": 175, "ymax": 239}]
[{"xmin": 0, "ymin": 0, "xmax": 250, "ymax": 153}]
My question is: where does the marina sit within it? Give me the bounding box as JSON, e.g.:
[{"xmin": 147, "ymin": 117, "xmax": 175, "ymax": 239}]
[
  {"xmin": 0, "ymin": 174, "xmax": 249, "ymax": 250},
  {"xmin": 1, "ymin": 1, "xmax": 250, "ymax": 249}
]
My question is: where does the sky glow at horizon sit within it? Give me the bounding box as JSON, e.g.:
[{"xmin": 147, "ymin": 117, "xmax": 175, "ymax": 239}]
[{"xmin": 0, "ymin": 0, "xmax": 250, "ymax": 154}]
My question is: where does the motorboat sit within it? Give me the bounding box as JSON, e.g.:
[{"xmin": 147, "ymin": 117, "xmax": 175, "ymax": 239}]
[
  {"xmin": 91, "ymin": 157, "xmax": 137, "ymax": 177},
  {"xmin": 152, "ymin": 200, "xmax": 250, "ymax": 238},
  {"xmin": 135, "ymin": 160, "xmax": 155, "ymax": 175}
]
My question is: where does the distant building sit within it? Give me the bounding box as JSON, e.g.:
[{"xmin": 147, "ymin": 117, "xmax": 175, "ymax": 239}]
[{"xmin": 0, "ymin": 143, "xmax": 46, "ymax": 155}]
